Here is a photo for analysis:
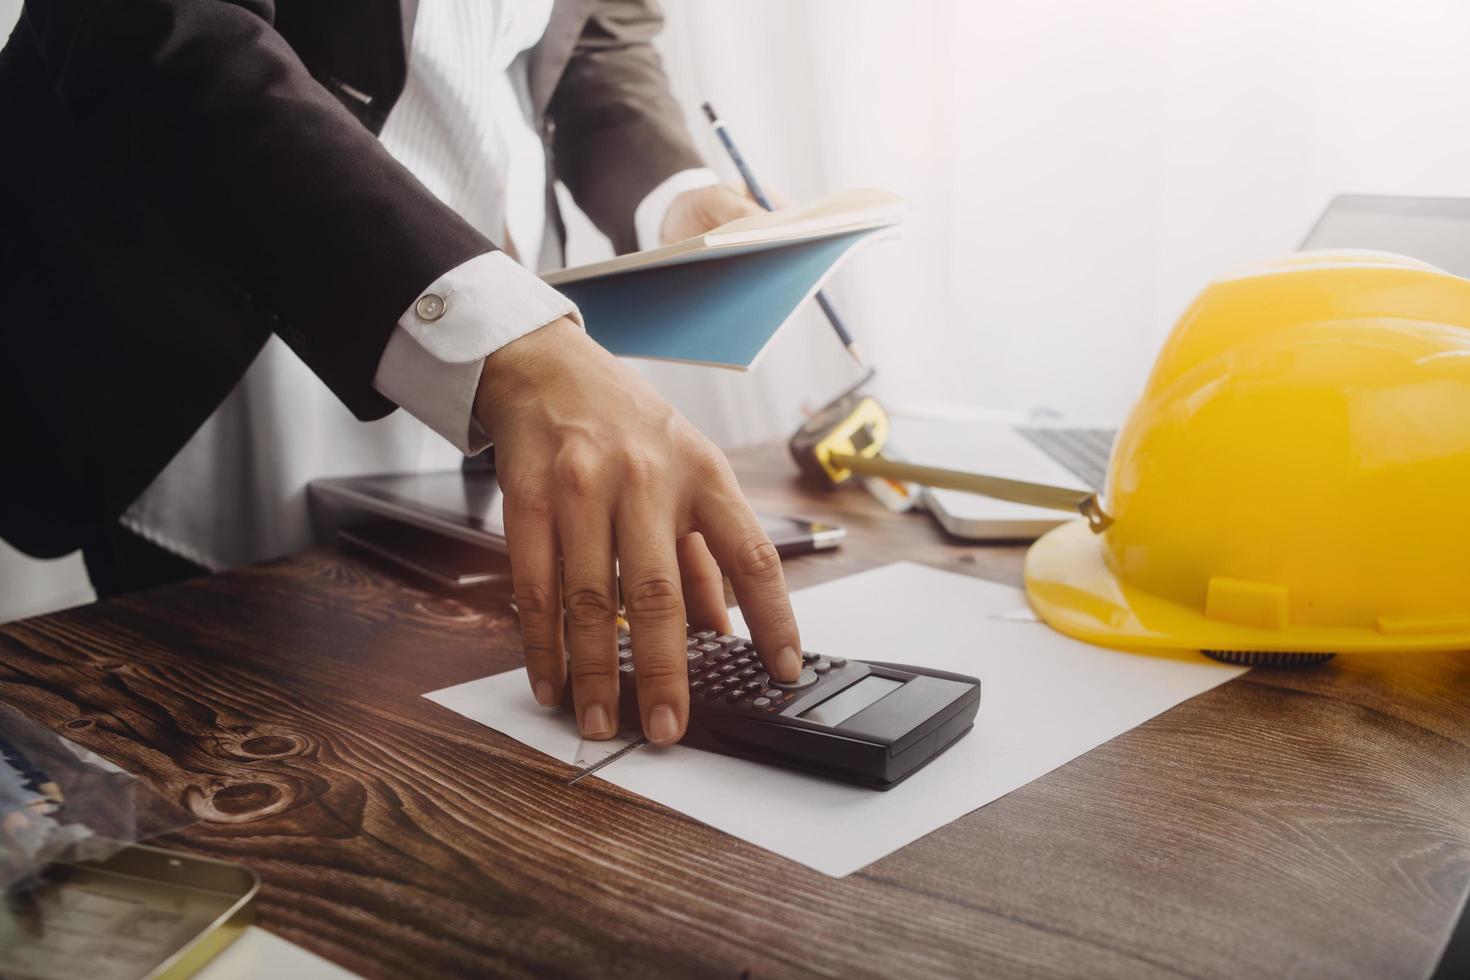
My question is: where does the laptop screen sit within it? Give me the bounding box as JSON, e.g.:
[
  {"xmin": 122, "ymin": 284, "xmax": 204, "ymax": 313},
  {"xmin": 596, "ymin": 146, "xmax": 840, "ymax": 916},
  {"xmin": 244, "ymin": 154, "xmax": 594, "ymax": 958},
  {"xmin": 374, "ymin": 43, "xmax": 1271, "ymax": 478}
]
[{"xmin": 1301, "ymin": 195, "xmax": 1470, "ymax": 278}]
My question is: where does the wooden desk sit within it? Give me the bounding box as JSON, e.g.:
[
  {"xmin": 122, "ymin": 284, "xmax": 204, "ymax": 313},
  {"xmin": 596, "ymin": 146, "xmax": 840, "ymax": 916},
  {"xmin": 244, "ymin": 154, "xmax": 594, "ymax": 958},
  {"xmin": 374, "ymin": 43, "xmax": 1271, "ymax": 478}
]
[{"xmin": 3, "ymin": 442, "xmax": 1468, "ymax": 978}]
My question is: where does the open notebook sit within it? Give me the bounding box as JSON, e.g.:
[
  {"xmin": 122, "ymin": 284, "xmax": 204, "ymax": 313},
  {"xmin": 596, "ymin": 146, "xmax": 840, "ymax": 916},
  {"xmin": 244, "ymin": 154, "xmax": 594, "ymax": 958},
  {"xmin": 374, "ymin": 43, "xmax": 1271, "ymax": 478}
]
[{"xmin": 543, "ymin": 189, "xmax": 905, "ymax": 369}]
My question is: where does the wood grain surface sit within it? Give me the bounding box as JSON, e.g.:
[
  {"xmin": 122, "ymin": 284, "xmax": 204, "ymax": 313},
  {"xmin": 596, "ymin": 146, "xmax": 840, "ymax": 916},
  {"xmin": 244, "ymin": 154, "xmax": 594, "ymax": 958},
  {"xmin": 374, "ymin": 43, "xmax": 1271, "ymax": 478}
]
[{"xmin": 2, "ymin": 440, "xmax": 1468, "ymax": 979}]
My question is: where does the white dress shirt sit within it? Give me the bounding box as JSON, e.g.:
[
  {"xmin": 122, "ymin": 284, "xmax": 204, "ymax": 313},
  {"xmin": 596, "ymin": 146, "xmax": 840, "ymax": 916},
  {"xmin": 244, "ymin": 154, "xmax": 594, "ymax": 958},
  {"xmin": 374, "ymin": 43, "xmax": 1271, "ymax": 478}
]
[{"xmin": 122, "ymin": 0, "xmax": 716, "ymax": 570}]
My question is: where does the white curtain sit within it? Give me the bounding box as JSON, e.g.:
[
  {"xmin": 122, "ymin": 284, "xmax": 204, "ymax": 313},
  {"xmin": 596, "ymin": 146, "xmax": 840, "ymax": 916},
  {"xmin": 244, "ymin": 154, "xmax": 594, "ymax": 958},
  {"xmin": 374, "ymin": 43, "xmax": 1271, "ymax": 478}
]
[
  {"xmin": 560, "ymin": 0, "xmax": 1470, "ymax": 447},
  {"xmin": 8, "ymin": 0, "xmax": 1470, "ymax": 620}
]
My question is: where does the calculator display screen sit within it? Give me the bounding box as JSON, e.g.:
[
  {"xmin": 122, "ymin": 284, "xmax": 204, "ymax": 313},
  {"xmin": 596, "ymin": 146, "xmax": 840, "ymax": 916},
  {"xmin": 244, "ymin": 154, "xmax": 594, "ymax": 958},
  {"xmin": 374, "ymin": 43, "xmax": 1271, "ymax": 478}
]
[{"xmin": 799, "ymin": 677, "xmax": 903, "ymax": 726}]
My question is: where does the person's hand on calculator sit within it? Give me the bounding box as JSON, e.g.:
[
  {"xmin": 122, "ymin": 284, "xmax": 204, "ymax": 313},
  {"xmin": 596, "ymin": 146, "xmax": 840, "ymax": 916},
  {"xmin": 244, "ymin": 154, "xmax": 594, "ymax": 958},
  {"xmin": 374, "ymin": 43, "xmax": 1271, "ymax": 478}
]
[{"xmin": 475, "ymin": 316, "xmax": 803, "ymax": 746}]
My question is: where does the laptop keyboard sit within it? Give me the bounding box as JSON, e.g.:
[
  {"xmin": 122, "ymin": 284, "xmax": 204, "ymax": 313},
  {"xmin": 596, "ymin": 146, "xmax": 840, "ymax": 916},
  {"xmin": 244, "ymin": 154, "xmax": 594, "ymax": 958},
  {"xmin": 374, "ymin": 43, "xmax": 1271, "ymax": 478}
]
[{"xmin": 1015, "ymin": 426, "xmax": 1117, "ymax": 490}]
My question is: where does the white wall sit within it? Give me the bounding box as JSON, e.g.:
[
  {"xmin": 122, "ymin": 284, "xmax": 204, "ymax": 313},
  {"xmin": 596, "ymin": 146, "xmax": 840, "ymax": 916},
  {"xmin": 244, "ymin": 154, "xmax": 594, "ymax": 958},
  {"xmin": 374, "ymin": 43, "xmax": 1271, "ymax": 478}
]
[
  {"xmin": 6, "ymin": 0, "xmax": 1470, "ymax": 621},
  {"xmin": 647, "ymin": 0, "xmax": 1470, "ymax": 436}
]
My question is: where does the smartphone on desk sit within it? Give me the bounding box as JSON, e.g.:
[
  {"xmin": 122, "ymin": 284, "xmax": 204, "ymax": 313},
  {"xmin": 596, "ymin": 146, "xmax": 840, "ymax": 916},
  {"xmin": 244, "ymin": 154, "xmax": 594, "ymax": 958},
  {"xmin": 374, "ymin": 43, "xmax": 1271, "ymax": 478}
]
[{"xmin": 761, "ymin": 515, "xmax": 846, "ymax": 556}]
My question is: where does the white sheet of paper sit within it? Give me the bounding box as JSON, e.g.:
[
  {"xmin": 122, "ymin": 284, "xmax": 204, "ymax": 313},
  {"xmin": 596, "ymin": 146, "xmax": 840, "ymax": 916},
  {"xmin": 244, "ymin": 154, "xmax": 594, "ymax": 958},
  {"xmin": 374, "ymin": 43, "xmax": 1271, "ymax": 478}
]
[
  {"xmin": 197, "ymin": 926, "xmax": 361, "ymax": 980},
  {"xmin": 425, "ymin": 561, "xmax": 1247, "ymax": 877}
]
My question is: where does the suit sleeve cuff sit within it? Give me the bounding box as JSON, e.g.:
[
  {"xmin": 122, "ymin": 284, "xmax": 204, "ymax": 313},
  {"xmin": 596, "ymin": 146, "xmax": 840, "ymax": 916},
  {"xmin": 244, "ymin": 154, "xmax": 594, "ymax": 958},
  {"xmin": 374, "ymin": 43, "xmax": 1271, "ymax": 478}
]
[
  {"xmin": 634, "ymin": 167, "xmax": 721, "ymax": 251},
  {"xmin": 373, "ymin": 251, "xmax": 582, "ymax": 454}
]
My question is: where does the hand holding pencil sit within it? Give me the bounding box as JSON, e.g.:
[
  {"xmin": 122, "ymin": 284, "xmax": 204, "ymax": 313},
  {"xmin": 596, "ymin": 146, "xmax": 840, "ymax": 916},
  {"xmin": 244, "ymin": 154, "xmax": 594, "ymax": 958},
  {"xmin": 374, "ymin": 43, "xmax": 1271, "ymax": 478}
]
[{"xmin": 701, "ymin": 101, "xmax": 869, "ymax": 369}]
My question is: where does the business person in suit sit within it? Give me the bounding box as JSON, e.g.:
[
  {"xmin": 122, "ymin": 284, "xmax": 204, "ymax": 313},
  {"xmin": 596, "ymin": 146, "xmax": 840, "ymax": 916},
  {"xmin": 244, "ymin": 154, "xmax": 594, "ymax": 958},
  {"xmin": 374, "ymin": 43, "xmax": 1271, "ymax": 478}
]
[{"xmin": 0, "ymin": 0, "xmax": 803, "ymax": 747}]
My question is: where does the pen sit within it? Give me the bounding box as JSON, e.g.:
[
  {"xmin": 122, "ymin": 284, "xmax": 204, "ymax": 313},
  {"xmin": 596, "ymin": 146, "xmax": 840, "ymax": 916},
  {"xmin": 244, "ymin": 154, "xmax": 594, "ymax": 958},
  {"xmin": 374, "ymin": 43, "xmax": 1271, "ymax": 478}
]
[{"xmin": 701, "ymin": 101, "xmax": 869, "ymax": 369}]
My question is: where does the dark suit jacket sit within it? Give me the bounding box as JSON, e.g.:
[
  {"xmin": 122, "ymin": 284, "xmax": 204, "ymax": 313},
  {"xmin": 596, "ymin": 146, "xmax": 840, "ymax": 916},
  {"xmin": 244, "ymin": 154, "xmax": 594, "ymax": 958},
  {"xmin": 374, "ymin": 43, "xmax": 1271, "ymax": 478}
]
[{"xmin": 0, "ymin": 0, "xmax": 703, "ymax": 558}]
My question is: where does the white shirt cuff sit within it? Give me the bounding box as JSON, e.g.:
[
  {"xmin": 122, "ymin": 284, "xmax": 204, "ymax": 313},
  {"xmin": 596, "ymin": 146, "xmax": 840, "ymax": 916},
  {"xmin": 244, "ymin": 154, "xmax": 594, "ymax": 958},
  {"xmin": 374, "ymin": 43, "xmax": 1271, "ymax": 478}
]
[
  {"xmin": 373, "ymin": 251, "xmax": 582, "ymax": 454},
  {"xmin": 634, "ymin": 167, "xmax": 721, "ymax": 251}
]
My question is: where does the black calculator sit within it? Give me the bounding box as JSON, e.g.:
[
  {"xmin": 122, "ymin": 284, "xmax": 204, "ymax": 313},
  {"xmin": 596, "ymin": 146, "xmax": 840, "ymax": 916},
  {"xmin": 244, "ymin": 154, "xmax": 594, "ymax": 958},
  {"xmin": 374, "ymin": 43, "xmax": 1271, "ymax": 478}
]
[{"xmin": 612, "ymin": 626, "xmax": 981, "ymax": 789}]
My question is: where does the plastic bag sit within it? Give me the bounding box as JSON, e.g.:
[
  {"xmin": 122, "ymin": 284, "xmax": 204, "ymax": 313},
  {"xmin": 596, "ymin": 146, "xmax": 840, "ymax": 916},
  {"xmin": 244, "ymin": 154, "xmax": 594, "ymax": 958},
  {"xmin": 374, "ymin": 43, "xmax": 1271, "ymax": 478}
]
[{"xmin": 1, "ymin": 702, "xmax": 194, "ymax": 891}]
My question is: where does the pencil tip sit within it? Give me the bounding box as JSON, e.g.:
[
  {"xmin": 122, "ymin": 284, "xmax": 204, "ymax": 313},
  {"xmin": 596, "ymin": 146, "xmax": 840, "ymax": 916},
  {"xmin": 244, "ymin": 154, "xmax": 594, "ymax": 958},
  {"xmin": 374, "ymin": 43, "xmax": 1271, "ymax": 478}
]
[{"xmin": 701, "ymin": 102, "xmax": 718, "ymax": 124}]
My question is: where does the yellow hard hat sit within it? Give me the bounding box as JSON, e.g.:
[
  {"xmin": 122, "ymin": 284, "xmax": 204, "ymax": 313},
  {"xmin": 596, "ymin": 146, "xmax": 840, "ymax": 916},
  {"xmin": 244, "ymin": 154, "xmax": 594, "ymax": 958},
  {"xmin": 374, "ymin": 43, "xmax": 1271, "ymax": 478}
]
[{"xmin": 1024, "ymin": 250, "xmax": 1470, "ymax": 662}]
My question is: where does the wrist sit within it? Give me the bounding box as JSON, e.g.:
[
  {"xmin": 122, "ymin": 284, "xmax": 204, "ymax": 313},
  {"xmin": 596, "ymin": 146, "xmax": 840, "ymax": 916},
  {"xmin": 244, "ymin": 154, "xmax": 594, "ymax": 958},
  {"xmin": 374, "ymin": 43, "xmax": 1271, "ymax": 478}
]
[{"xmin": 473, "ymin": 316, "xmax": 586, "ymax": 441}]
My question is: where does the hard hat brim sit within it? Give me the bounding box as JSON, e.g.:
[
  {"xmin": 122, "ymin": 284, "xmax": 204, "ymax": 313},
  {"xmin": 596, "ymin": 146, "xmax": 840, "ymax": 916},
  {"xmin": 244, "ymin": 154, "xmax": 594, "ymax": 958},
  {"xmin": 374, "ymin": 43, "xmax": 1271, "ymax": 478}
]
[{"xmin": 1024, "ymin": 520, "xmax": 1470, "ymax": 654}]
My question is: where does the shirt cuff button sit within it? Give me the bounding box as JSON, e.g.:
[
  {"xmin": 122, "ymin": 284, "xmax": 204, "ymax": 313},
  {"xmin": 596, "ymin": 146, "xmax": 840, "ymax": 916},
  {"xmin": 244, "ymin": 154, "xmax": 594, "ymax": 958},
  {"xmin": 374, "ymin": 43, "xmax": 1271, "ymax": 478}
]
[{"xmin": 415, "ymin": 293, "xmax": 447, "ymax": 321}]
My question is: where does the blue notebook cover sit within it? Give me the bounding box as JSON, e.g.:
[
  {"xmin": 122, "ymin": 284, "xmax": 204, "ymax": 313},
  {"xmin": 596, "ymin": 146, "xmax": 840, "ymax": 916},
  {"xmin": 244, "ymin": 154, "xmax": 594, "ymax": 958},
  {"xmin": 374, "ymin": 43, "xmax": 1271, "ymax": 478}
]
[{"xmin": 557, "ymin": 228, "xmax": 884, "ymax": 369}]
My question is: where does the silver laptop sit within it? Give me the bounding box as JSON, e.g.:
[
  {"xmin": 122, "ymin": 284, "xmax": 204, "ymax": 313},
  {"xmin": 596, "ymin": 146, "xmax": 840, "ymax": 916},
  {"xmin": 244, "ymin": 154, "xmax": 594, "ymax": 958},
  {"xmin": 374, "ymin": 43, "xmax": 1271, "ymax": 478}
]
[{"xmin": 914, "ymin": 194, "xmax": 1470, "ymax": 541}]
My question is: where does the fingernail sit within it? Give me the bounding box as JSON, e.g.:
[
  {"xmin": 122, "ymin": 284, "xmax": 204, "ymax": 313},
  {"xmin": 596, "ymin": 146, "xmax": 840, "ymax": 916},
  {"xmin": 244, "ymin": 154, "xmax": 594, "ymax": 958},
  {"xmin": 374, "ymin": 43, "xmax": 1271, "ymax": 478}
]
[
  {"xmin": 534, "ymin": 680, "xmax": 556, "ymax": 707},
  {"xmin": 582, "ymin": 702, "xmax": 612, "ymax": 737},
  {"xmin": 776, "ymin": 646, "xmax": 802, "ymax": 682},
  {"xmin": 648, "ymin": 705, "xmax": 680, "ymax": 744}
]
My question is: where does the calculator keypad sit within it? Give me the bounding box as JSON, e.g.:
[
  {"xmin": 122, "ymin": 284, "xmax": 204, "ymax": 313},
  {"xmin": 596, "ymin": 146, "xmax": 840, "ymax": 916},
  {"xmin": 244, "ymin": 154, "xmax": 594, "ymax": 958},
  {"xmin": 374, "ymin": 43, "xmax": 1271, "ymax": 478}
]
[{"xmin": 615, "ymin": 626, "xmax": 846, "ymax": 712}]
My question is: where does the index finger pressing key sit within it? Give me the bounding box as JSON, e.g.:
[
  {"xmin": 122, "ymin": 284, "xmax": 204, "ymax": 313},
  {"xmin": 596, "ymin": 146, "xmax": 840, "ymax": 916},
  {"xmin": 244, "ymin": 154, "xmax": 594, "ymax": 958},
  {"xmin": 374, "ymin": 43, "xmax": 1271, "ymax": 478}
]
[{"xmin": 694, "ymin": 488, "xmax": 803, "ymax": 683}]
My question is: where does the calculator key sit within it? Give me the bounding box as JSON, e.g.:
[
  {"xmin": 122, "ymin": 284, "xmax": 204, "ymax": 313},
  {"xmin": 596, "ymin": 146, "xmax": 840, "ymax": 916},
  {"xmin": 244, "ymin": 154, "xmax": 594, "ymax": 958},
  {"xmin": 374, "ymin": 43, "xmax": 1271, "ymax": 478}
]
[
  {"xmin": 697, "ymin": 642, "xmax": 721, "ymax": 654},
  {"xmin": 686, "ymin": 637, "xmax": 699, "ymax": 649},
  {"xmin": 686, "ymin": 649, "xmax": 704, "ymax": 663},
  {"xmin": 737, "ymin": 667, "xmax": 756, "ymax": 679},
  {"xmin": 619, "ymin": 663, "xmax": 635, "ymax": 675},
  {"xmin": 829, "ymin": 657, "xmax": 847, "ymax": 667},
  {"xmin": 725, "ymin": 688, "xmax": 749, "ymax": 702},
  {"xmin": 619, "ymin": 634, "xmax": 633, "ymax": 649},
  {"xmin": 710, "ymin": 682, "xmax": 727, "ymax": 695},
  {"xmin": 767, "ymin": 668, "xmax": 818, "ymax": 690},
  {"xmin": 802, "ymin": 650, "xmax": 819, "ymax": 662},
  {"xmin": 762, "ymin": 688, "xmax": 783, "ymax": 700},
  {"xmin": 730, "ymin": 641, "xmax": 751, "ymax": 654},
  {"xmin": 619, "ymin": 649, "xmax": 633, "ymax": 662},
  {"xmin": 742, "ymin": 680, "xmax": 763, "ymax": 693},
  {"xmin": 717, "ymin": 635, "xmax": 740, "ymax": 647},
  {"xmin": 693, "ymin": 630, "xmax": 717, "ymax": 641},
  {"xmin": 714, "ymin": 651, "xmax": 734, "ymax": 662},
  {"xmin": 718, "ymin": 663, "xmax": 737, "ymax": 675},
  {"xmin": 752, "ymin": 697, "xmax": 771, "ymax": 709},
  {"xmin": 691, "ymin": 679, "xmax": 706, "ymax": 691},
  {"xmin": 813, "ymin": 660, "xmax": 832, "ymax": 675},
  {"xmin": 752, "ymin": 672, "xmax": 770, "ymax": 688}
]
